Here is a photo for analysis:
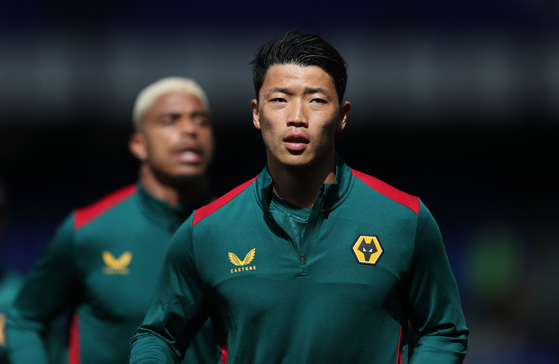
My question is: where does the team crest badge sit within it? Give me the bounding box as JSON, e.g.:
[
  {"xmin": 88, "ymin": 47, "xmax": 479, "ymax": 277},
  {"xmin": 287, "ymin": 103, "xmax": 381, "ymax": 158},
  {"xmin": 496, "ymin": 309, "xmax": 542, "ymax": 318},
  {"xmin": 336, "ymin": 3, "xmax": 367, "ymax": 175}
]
[
  {"xmin": 351, "ymin": 235, "xmax": 383, "ymax": 265},
  {"xmin": 229, "ymin": 248, "xmax": 256, "ymax": 273},
  {"xmin": 102, "ymin": 251, "xmax": 132, "ymax": 275}
]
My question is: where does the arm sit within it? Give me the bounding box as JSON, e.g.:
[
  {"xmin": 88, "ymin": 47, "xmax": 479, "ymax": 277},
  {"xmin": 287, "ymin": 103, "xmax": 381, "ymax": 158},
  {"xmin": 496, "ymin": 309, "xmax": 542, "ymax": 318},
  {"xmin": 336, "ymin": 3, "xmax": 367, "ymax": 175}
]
[
  {"xmin": 129, "ymin": 218, "xmax": 209, "ymax": 364},
  {"xmin": 407, "ymin": 201, "xmax": 468, "ymax": 364},
  {"xmin": 7, "ymin": 214, "xmax": 80, "ymax": 364}
]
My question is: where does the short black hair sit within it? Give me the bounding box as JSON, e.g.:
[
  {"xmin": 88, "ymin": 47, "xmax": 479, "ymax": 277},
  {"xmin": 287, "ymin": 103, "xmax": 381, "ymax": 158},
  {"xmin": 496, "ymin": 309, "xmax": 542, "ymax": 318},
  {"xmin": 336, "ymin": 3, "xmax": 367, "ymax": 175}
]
[{"xmin": 250, "ymin": 29, "xmax": 348, "ymax": 106}]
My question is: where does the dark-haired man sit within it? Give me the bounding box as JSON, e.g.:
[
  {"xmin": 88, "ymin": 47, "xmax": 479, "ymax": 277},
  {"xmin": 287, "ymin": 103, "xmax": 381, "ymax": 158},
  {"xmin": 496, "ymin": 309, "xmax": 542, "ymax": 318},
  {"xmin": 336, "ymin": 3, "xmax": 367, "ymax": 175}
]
[
  {"xmin": 7, "ymin": 77, "xmax": 216, "ymax": 364},
  {"xmin": 129, "ymin": 30, "xmax": 469, "ymax": 363}
]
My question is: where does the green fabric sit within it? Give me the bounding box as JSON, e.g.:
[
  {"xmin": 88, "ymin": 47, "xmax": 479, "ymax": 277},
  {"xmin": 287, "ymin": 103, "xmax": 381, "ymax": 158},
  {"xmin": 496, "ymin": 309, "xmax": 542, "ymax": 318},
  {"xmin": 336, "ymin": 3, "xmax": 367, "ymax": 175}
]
[
  {"xmin": 0, "ymin": 269, "xmax": 22, "ymax": 364},
  {"xmin": 130, "ymin": 156, "xmax": 468, "ymax": 363},
  {"xmin": 7, "ymin": 183, "xmax": 216, "ymax": 364},
  {"xmin": 269, "ymin": 192, "xmax": 311, "ymax": 253}
]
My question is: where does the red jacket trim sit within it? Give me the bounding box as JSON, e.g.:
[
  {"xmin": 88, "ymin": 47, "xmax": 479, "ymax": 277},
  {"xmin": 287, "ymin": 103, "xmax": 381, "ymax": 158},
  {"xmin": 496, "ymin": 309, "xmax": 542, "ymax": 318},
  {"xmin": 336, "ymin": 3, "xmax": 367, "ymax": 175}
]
[
  {"xmin": 68, "ymin": 313, "xmax": 80, "ymax": 364},
  {"xmin": 218, "ymin": 324, "xmax": 228, "ymax": 364},
  {"xmin": 193, "ymin": 177, "xmax": 257, "ymax": 226},
  {"xmin": 351, "ymin": 169, "xmax": 419, "ymax": 215},
  {"xmin": 396, "ymin": 317, "xmax": 407, "ymax": 364},
  {"xmin": 74, "ymin": 184, "xmax": 137, "ymax": 230}
]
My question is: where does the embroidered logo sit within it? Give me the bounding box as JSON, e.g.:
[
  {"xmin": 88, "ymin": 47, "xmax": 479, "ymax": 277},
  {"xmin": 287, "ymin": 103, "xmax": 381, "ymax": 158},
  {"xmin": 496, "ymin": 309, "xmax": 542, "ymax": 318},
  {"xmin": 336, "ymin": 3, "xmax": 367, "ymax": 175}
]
[
  {"xmin": 102, "ymin": 251, "xmax": 132, "ymax": 275},
  {"xmin": 229, "ymin": 248, "xmax": 256, "ymax": 273},
  {"xmin": 351, "ymin": 235, "xmax": 383, "ymax": 265},
  {"xmin": 0, "ymin": 313, "xmax": 6, "ymax": 346}
]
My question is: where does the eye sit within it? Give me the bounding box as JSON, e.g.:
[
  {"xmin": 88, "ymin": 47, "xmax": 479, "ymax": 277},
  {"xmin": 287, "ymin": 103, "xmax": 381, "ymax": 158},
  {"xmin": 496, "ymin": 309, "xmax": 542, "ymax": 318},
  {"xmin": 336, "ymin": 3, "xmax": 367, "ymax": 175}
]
[
  {"xmin": 270, "ymin": 97, "xmax": 287, "ymax": 103},
  {"xmin": 190, "ymin": 112, "xmax": 210, "ymax": 126},
  {"xmin": 193, "ymin": 116, "xmax": 210, "ymax": 127},
  {"xmin": 310, "ymin": 98, "xmax": 327, "ymax": 104},
  {"xmin": 160, "ymin": 114, "xmax": 179, "ymax": 125}
]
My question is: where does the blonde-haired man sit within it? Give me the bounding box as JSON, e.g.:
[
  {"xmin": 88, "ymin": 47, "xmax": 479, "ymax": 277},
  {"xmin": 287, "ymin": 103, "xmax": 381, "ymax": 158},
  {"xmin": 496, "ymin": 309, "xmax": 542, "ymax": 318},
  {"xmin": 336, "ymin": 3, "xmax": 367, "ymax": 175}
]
[
  {"xmin": 7, "ymin": 77, "xmax": 216, "ymax": 364},
  {"xmin": 133, "ymin": 77, "xmax": 211, "ymax": 130}
]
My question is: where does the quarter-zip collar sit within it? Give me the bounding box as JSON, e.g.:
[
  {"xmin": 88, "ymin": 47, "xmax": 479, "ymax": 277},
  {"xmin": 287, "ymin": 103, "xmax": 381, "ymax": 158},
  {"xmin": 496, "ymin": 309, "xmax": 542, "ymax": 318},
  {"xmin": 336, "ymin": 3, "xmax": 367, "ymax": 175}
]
[
  {"xmin": 255, "ymin": 152, "xmax": 353, "ymax": 214},
  {"xmin": 254, "ymin": 153, "xmax": 353, "ymax": 272},
  {"xmin": 136, "ymin": 182, "xmax": 207, "ymax": 232}
]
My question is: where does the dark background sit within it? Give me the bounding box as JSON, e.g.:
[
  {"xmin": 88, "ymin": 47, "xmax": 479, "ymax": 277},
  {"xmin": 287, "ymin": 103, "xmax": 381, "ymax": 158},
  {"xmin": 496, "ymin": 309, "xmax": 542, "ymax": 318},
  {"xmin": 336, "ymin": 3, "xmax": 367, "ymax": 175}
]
[{"xmin": 1, "ymin": 1, "xmax": 558, "ymax": 362}]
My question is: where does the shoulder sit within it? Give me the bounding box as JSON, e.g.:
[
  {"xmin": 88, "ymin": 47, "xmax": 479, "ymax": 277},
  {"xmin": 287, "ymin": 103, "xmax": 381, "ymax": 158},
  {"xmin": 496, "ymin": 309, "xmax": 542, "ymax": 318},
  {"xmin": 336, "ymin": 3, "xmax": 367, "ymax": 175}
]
[
  {"xmin": 0, "ymin": 268, "xmax": 23, "ymax": 290},
  {"xmin": 350, "ymin": 168, "xmax": 419, "ymax": 215},
  {"xmin": 0, "ymin": 269, "xmax": 23, "ymax": 305},
  {"xmin": 74, "ymin": 184, "xmax": 138, "ymax": 230},
  {"xmin": 193, "ymin": 176, "xmax": 257, "ymax": 226}
]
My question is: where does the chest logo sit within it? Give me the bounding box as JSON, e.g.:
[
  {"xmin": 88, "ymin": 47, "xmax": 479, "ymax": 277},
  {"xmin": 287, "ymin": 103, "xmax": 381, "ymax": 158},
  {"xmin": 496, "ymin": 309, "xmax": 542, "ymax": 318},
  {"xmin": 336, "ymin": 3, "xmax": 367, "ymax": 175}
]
[
  {"xmin": 102, "ymin": 251, "xmax": 132, "ymax": 275},
  {"xmin": 229, "ymin": 248, "xmax": 256, "ymax": 273},
  {"xmin": 351, "ymin": 235, "xmax": 383, "ymax": 265}
]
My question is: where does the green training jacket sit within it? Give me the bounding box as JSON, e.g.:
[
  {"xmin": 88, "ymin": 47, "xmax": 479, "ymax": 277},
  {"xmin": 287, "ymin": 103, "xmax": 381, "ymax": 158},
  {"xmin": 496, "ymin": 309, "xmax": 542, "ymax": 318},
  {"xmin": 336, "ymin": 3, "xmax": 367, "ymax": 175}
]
[
  {"xmin": 7, "ymin": 183, "xmax": 215, "ymax": 364},
  {"xmin": 130, "ymin": 155, "xmax": 469, "ymax": 363}
]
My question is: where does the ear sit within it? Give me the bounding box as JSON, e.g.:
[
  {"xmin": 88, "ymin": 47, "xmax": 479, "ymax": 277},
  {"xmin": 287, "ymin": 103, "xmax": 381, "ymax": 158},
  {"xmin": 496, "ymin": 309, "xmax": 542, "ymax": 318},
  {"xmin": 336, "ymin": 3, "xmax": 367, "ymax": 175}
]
[
  {"xmin": 129, "ymin": 132, "xmax": 147, "ymax": 161},
  {"xmin": 251, "ymin": 99, "xmax": 261, "ymax": 130},
  {"xmin": 337, "ymin": 101, "xmax": 350, "ymax": 132}
]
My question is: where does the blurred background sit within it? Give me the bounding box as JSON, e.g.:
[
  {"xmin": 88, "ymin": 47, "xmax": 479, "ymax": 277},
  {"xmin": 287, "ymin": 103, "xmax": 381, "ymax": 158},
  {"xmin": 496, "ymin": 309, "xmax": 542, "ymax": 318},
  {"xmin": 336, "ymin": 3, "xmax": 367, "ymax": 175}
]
[{"xmin": 0, "ymin": 0, "xmax": 558, "ymax": 362}]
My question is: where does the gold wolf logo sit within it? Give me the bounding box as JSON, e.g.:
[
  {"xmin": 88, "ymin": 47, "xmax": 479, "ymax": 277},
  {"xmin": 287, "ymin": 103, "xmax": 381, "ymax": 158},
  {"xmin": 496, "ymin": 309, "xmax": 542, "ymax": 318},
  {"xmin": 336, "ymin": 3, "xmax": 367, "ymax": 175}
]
[
  {"xmin": 228, "ymin": 248, "xmax": 255, "ymax": 266},
  {"xmin": 102, "ymin": 251, "xmax": 132, "ymax": 274}
]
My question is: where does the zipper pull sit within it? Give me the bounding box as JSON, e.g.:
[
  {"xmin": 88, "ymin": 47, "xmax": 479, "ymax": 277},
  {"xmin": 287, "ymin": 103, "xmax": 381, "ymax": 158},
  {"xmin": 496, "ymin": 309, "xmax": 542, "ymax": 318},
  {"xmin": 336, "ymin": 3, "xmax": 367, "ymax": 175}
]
[{"xmin": 300, "ymin": 253, "xmax": 305, "ymax": 264}]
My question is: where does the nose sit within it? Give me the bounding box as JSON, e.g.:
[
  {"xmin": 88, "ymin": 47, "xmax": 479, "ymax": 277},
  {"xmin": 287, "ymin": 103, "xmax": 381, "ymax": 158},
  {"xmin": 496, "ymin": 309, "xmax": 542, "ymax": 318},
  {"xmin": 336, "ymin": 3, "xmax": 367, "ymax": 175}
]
[
  {"xmin": 180, "ymin": 117, "xmax": 198, "ymax": 136},
  {"xmin": 287, "ymin": 99, "xmax": 308, "ymax": 127}
]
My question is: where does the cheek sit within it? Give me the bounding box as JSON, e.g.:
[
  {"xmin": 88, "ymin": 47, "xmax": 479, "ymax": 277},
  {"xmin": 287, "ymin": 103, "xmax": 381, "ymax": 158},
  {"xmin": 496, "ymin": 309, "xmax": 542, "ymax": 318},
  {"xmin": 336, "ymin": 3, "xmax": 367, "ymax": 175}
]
[
  {"xmin": 259, "ymin": 117, "xmax": 277, "ymax": 140},
  {"xmin": 261, "ymin": 123, "xmax": 275, "ymax": 139},
  {"xmin": 145, "ymin": 133, "xmax": 171, "ymax": 157},
  {"xmin": 198, "ymin": 129, "xmax": 214, "ymax": 147},
  {"xmin": 316, "ymin": 118, "xmax": 339, "ymax": 144}
]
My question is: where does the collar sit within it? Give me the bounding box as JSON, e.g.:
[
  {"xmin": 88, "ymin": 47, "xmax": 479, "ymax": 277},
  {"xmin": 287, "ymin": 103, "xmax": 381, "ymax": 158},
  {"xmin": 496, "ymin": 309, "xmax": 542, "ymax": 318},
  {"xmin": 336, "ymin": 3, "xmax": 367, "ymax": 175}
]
[
  {"xmin": 255, "ymin": 152, "xmax": 353, "ymax": 214},
  {"xmin": 136, "ymin": 182, "xmax": 208, "ymax": 231}
]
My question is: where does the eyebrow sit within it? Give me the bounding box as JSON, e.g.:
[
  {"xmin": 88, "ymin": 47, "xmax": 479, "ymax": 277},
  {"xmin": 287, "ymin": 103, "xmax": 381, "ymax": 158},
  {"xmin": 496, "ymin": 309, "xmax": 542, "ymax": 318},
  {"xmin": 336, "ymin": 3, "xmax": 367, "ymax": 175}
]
[
  {"xmin": 190, "ymin": 111, "xmax": 210, "ymax": 118},
  {"xmin": 156, "ymin": 110, "xmax": 210, "ymax": 118},
  {"xmin": 267, "ymin": 86, "xmax": 331, "ymax": 95},
  {"xmin": 267, "ymin": 87, "xmax": 290, "ymax": 95},
  {"xmin": 305, "ymin": 87, "xmax": 331, "ymax": 95}
]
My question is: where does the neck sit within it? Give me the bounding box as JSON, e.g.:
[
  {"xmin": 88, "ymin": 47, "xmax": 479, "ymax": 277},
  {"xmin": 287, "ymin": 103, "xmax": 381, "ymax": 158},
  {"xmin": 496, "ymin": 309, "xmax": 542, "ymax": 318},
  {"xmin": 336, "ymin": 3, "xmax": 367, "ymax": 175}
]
[
  {"xmin": 268, "ymin": 153, "xmax": 336, "ymax": 208},
  {"xmin": 138, "ymin": 163, "xmax": 209, "ymax": 209}
]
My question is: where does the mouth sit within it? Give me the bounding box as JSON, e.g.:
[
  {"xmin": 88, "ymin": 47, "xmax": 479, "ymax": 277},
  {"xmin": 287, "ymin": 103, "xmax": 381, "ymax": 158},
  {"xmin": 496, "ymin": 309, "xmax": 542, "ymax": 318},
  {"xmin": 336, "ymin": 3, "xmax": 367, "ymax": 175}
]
[
  {"xmin": 283, "ymin": 134, "xmax": 309, "ymax": 151},
  {"xmin": 176, "ymin": 145, "xmax": 203, "ymax": 164}
]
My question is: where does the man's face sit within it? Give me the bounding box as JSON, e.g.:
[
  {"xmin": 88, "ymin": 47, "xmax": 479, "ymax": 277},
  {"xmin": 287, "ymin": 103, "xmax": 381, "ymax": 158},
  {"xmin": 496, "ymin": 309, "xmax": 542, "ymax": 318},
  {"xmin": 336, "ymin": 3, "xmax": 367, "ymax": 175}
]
[
  {"xmin": 131, "ymin": 92, "xmax": 214, "ymax": 180},
  {"xmin": 252, "ymin": 64, "xmax": 349, "ymax": 172}
]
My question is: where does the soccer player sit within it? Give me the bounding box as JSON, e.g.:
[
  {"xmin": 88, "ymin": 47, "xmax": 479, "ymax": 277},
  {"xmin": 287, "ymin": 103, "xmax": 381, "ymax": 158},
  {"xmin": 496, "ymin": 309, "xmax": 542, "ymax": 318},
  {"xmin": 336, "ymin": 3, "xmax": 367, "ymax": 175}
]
[
  {"xmin": 7, "ymin": 77, "xmax": 216, "ymax": 364},
  {"xmin": 129, "ymin": 30, "xmax": 469, "ymax": 363}
]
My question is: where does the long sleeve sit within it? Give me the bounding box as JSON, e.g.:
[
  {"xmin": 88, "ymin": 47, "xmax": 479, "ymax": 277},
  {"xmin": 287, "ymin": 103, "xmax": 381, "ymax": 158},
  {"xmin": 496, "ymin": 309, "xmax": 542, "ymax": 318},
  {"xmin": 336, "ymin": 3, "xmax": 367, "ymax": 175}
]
[
  {"xmin": 7, "ymin": 214, "xmax": 80, "ymax": 364},
  {"xmin": 407, "ymin": 202, "xmax": 468, "ymax": 364},
  {"xmin": 129, "ymin": 219, "xmax": 209, "ymax": 364}
]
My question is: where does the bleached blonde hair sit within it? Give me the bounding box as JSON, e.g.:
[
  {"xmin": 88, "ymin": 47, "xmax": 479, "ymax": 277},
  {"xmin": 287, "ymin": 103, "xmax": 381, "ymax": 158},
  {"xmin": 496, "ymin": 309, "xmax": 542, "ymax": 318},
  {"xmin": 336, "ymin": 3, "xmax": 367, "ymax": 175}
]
[{"xmin": 132, "ymin": 77, "xmax": 211, "ymax": 131}]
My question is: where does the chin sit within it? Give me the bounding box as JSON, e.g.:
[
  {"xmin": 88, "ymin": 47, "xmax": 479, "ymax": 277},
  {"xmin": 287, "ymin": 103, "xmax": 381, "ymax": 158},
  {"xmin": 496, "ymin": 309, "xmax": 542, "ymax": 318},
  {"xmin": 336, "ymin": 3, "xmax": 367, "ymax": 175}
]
[
  {"xmin": 172, "ymin": 173, "xmax": 207, "ymax": 186},
  {"xmin": 175, "ymin": 164, "xmax": 207, "ymax": 176},
  {"xmin": 284, "ymin": 153, "xmax": 313, "ymax": 166},
  {"xmin": 156, "ymin": 165, "xmax": 208, "ymax": 186},
  {"xmin": 281, "ymin": 159, "xmax": 312, "ymax": 172}
]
